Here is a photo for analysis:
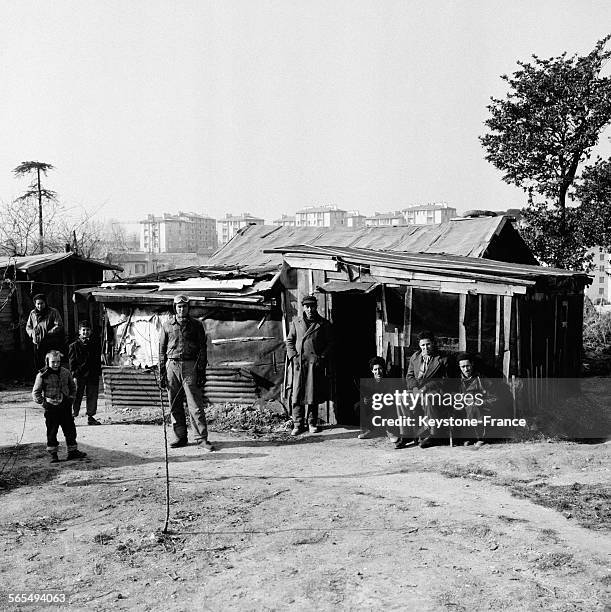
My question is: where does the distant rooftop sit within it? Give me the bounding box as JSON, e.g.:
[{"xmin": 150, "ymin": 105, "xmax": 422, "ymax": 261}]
[
  {"xmin": 141, "ymin": 211, "xmax": 215, "ymax": 223},
  {"xmin": 402, "ymin": 202, "xmax": 456, "ymax": 212},
  {"xmin": 295, "ymin": 205, "xmax": 346, "ymax": 214},
  {"xmin": 220, "ymin": 212, "xmax": 264, "ymax": 221}
]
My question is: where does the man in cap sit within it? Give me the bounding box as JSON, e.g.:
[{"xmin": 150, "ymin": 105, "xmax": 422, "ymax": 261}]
[
  {"xmin": 159, "ymin": 295, "xmax": 214, "ymax": 451},
  {"xmin": 26, "ymin": 293, "xmax": 64, "ymax": 371},
  {"xmin": 286, "ymin": 294, "xmax": 334, "ymax": 436}
]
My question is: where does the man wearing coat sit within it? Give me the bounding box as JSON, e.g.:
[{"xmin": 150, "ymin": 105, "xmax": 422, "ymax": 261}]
[
  {"xmin": 285, "ymin": 294, "xmax": 334, "ymax": 436},
  {"xmin": 403, "ymin": 330, "xmax": 455, "ymax": 448},
  {"xmin": 26, "ymin": 293, "xmax": 64, "ymax": 371}
]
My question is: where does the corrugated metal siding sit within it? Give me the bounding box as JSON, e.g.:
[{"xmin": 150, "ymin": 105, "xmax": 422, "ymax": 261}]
[{"xmin": 102, "ymin": 366, "xmax": 259, "ymax": 408}]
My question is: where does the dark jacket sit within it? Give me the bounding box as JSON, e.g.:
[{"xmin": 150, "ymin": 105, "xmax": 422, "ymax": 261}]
[
  {"xmin": 25, "ymin": 306, "xmax": 64, "ymax": 346},
  {"xmin": 159, "ymin": 315, "xmax": 207, "ymax": 376},
  {"xmin": 69, "ymin": 337, "xmax": 102, "ymax": 379},
  {"xmin": 405, "ymin": 351, "xmax": 454, "ymax": 393},
  {"xmin": 286, "ymin": 314, "xmax": 333, "ymax": 405}
]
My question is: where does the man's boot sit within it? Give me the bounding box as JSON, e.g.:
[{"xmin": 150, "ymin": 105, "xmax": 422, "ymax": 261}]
[{"xmin": 50, "ymin": 452, "xmax": 59, "ymax": 464}]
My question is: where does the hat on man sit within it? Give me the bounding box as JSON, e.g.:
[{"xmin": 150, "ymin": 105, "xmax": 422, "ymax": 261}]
[
  {"xmin": 32, "ymin": 293, "xmax": 47, "ymax": 303},
  {"xmin": 173, "ymin": 294, "xmax": 190, "ymax": 305},
  {"xmin": 301, "ymin": 294, "xmax": 317, "ymax": 306}
]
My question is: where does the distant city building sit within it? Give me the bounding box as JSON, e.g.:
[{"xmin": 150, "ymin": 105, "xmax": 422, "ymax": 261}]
[
  {"xmin": 295, "ymin": 205, "xmax": 346, "ymax": 228},
  {"xmin": 402, "ymin": 202, "xmax": 457, "ymax": 225},
  {"xmin": 586, "ymin": 246, "xmax": 611, "ymax": 304},
  {"xmin": 346, "ymin": 211, "xmax": 366, "ymax": 228},
  {"xmin": 365, "ymin": 211, "xmax": 405, "ymax": 227},
  {"xmin": 104, "ymin": 251, "xmax": 211, "ymax": 280},
  {"xmin": 272, "ymin": 214, "xmax": 296, "ymax": 227},
  {"xmin": 140, "ymin": 212, "xmax": 217, "ymax": 254},
  {"xmin": 217, "ymin": 212, "xmax": 265, "ymax": 245}
]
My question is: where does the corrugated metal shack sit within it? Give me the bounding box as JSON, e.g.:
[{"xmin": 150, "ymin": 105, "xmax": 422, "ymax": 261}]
[
  {"xmin": 81, "ymin": 216, "xmax": 589, "ymax": 424},
  {"xmin": 77, "ymin": 267, "xmax": 286, "ymax": 409},
  {"xmin": 0, "ymin": 252, "xmax": 121, "ymax": 377}
]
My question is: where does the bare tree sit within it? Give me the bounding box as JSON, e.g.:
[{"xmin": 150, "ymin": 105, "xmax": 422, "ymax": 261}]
[{"xmin": 0, "ymin": 196, "xmax": 61, "ymax": 256}]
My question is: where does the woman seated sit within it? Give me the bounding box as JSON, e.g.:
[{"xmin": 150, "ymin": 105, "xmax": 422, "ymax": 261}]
[{"xmin": 357, "ymin": 356, "xmax": 400, "ymax": 444}]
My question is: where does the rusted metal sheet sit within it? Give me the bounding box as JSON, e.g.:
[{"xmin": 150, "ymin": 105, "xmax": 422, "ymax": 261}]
[{"xmin": 102, "ymin": 365, "xmax": 260, "ymax": 408}]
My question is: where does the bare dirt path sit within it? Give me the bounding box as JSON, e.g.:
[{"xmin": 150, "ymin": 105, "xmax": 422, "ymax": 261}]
[{"xmin": 0, "ymin": 390, "xmax": 609, "ymax": 611}]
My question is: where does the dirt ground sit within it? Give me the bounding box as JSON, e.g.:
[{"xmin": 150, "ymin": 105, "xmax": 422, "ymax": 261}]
[{"xmin": 0, "ymin": 386, "xmax": 609, "ymax": 611}]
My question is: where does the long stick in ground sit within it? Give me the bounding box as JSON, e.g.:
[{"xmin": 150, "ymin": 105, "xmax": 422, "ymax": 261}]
[{"xmin": 157, "ymin": 377, "xmax": 171, "ymax": 534}]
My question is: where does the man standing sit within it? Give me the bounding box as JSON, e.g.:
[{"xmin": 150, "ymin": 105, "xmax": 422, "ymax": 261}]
[
  {"xmin": 404, "ymin": 330, "xmax": 454, "ymax": 448},
  {"xmin": 69, "ymin": 320, "xmax": 102, "ymax": 426},
  {"xmin": 26, "ymin": 293, "xmax": 64, "ymax": 371},
  {"xmin": 159, "ymin": 295, "xmax": 214, "ymax": 451},
  {"xmin": 286, "ymin": 294, "xmax": 333, "ymax": 436}
]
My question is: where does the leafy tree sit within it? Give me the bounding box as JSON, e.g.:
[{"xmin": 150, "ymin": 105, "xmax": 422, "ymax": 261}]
[
  {"xmin": 480, "ymin": 36, "xmax": 611, "ymax": 269},
  {"xmin": 13, "ymin": 161, "xmax": 57, "ymax": 254},
  {"xmin": 574, "ymin": 157, "xmax": 611, "ymax": 249}
]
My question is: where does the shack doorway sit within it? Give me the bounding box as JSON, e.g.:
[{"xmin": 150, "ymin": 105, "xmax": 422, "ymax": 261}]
[{"xmin": 330, "ymin": 292, "xmax": 377, "ymax": 425}]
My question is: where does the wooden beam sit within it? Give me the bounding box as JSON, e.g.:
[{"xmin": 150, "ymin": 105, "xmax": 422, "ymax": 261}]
[
  {"xmin": 503, "ymin": 295, "xmax": 512, "ymax": 380},
  {"xmin": 404, "ymin": 286, "xmax": 412, "ymax": 347},
  {"xmin": 477, "ymin": 294, "xmax": 482, "ymax": 354},
  {"xmin": 458, "ymin": 293, "xmax": 467, "ymax": 351},
  {"xmin": 495, "ymin": 295, "xmax": 501, "ymax": 358},
  {"xmin": 284, "ymin": 256, "xmax": 339, "ymax": 272}
]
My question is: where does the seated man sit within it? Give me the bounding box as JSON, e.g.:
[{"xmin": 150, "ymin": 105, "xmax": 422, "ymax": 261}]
[
  {"xmin": 456, "ymin": 352, "xmax": 512, "ymax": 446},
  {"xmin": 405, "ymin": 331, "xmax": 455, "ymax": 448},
  {"xmin": 357, "ymin": 356, "xmax": 399, "ymax": 443}
]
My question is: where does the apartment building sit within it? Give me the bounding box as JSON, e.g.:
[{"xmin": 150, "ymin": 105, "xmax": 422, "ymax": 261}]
[
  {"xmin": 217, "ymin": 212, "xmax": 265, "ymax": 245},
  {"xmin": 402, "ymin": 202, "xmax": 457, "ymax": 225},
  {"xmin": 346, "ymin": 211, "xmax": 366, "ymax": 228},
  {"xmin": 140, "ymin": 212, "xmax": 217, "ymax": 254},
  {"xmin": 587, "ymin": 246, "xmax": 611, "ymax": 304},
  {"xmin": 365, "ymin": 211, "xmax": 405, "ymax": 227},
  {"xmin": 272, "ymin": 214, "xmax": 296, "ymax": 227},
  {"xmin": 295, "ymin": 205, "xmax": 346, "ymax": 228}
]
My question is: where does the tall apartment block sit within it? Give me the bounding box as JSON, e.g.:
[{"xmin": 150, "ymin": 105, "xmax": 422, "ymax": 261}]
[
  {"xmin": 217, "ymin": 212, "xmax": 265, "ymax": 245},
  {"xmin": 295, "ymin": 205, "xmax": 346, "ymax": 228},
  {"xmin": 586, "ymin": 246, "xmax": 611, "ymax": 304},
  {"xmin": 140, "ymin": 212, "xmax": 218, "ymax": 254}
]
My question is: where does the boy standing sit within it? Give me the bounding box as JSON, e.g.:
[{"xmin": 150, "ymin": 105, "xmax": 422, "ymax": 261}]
[
  {"xmin": 32, "ymin": 350, "xmax": 87, "ymax": 463},
  {"xmin": 69, "ymin": 320, "xmax": 102, "ymax": 425}
]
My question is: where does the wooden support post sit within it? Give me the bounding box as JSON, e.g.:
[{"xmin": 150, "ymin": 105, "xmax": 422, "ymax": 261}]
[
  {"xmin": 515, "ymin": 298, "xmax": 521, "ymax": 376},
  {"xmin": 477, "ymin": 294, "xmax": 482, "ymax": 354},
  {"xmin": 502, "ymin": 295, "xmax": 512, "ymax": 380},
  {"xmin": 404, "ymin": 287, "xmax": 412, "ymax": 348},
  {"xmin": 62, "ymin": 268, "xmax": 70, "ymax": 338},
  {"xmin": 494, "ymin": 295, "xmax": 501, "ymax": 358},
  {"xmin": 72, "ymin": 269, "xmax": 79, "ymax": 335},
  {"xmin": 458, "ymin": 293, "xmax": 467, "ymax": 351}
]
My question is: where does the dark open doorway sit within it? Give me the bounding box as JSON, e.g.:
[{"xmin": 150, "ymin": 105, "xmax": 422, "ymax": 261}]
[{"xmin": 330, "ymin": 292, "xmax": 377, "ymax": 425}]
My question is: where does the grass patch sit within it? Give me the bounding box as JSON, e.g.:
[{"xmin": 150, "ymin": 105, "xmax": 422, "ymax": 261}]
[{"xmin": 509, "ymin": 482, "xmax": 610, "ymax": 531}]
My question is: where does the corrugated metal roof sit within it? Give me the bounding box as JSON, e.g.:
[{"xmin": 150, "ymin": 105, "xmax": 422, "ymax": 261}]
[
  {"xmin": 266, "ymin": 245, "xmax": 590, "ymax": 284},
  {"xmin": 0, "ymin": 252, "xmax": 121, "ymax": 273},
  {"xmin": 205, "ymin": 217, "xmax": 524, "ymax": 274}
]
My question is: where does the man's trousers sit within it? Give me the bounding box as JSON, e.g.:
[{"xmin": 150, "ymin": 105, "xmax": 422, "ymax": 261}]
[{"xmin": 166, "ymin": 359, "xmax": 208, "ymax": 443}]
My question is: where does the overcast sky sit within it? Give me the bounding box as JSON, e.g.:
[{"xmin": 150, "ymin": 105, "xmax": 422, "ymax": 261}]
[{"xmin": 1, "ymin": 1, "xmax": 610, "ymax": 224}]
